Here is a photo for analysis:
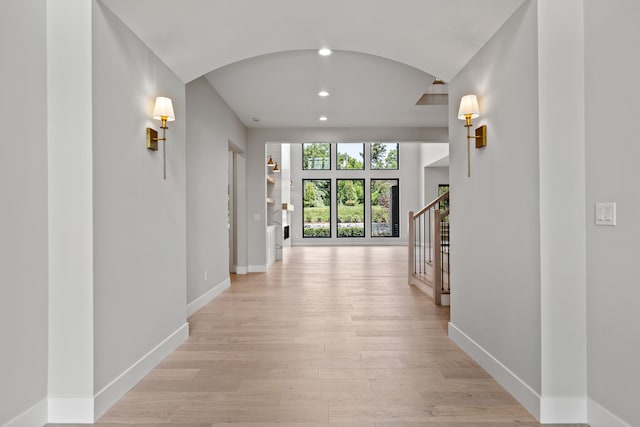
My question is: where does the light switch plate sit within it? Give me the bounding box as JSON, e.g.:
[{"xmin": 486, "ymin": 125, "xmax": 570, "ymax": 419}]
[{"xmin": 595, "ymin": 202, "xmax": 616, "ymax": 226}]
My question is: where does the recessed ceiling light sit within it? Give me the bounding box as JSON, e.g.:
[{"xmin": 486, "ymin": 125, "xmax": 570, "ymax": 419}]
[
  {"xmin": 319, "ymin": 116, "xmax": 328, "ymax": 121},
  {"xmin": 318, "ymin": 90, "xmax": 330, "ymax": 97},
  {"xmin": 318, "ymin": 48, "xmax": 333, "ymax": 56}
]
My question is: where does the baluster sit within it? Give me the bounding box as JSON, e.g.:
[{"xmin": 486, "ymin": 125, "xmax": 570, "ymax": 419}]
[
  {"xmin": 434, "ymin": 209, "xmax": 442, "ymax": 305},
  {"xmin": 428, "ymin": 209, "xmax": 432, "ymax": 263}
]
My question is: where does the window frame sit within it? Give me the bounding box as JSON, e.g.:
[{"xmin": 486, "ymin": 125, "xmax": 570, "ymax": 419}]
[
  {"xmin": 370, "ymin": 142, "xmax": 400, "ymax": 170},
  {"xmin": 336, "ymin": 142, "xmax": 365, "ymax": 170},
  {"xmin": 302, "ymin": 178, "xmax": 332, "ymax": 238},
  {"xmin": 302, "ymin": 142, "xmax": 332, "ymax": 170},
  {"xmin": 370, "ymin": 178, "xmax": 400, "ymax": 238},
  {"xmin": 336, "ymin": 178, "xmax": 366, "ymax": 238}
]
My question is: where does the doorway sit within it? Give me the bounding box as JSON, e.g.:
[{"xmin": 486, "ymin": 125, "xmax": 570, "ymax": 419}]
[{"xmin": 228, "ymin": 149, "xmax": 237, "ymax": 272}]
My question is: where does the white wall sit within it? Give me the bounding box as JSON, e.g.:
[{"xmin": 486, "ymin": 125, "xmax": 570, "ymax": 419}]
[
  {"xmin": 0, "ymin": 1, "xmax": 49, "ymax": 424},
  {"xmin": 449, "ymin": 0, "xmax": 542, "ymax": 412},
  {"xmin": 289, "ymin": 142, "xmax": 423, "ymax": 245},
  {"xmin": 246, "ymin": 128, "xmax": 447, "ymax": 269},
  {"xmin": 186, "ymin": 76, "xmax": 247, "ymax": 305},
  {"xmin": 92, "ymin": 0, "xmax": 187, "ymax": 400},
  {"xmin": 584, "ymin": 1, "xmax": 640, "ymax": 426},
  {"xmin": 280, "ymin": 144, "xmax": 292, "ymax": 249},
  {"xmin": 47, "ymin": 1, "xmax": 96, "ymax": 421},
  {"xmin": 424, "ymin": 167, "xmax": 449, "ymax": 207},
  {"xmin": 419, "ymin": 143, "xmax": 449, "ymax": 168},
  {"xmin": 537, "ymin": 0, "xmax": 587, "ymax": 422},
  {"xmin": 449, "ymin": 1, "xmax": 633, "ymax": 423},
  {"xmin": 419, "ymin": 143, "xmax": 449, "ymax": 206}
]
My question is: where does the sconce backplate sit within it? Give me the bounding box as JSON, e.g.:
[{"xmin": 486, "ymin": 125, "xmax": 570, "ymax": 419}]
[
  {"xmin": 475, "ymin": 125, "xmax": 487, "ymax": 148},
  {"xmin": 146, "ymin": 127, "xmax": 158, "ymax": 151}
]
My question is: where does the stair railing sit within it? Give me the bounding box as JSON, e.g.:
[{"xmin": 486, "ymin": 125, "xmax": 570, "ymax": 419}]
[{"xmin": 408, "ymin": 191, "xmax": 450, "ymax": 305}]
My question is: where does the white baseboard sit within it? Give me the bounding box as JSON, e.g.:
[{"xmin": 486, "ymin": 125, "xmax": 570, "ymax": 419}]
[
  {"xmin": 2, "ymin": 398, "xmax": 47, "ymax": 427},
  {"xmin": 187, "ymin": 278, "xmax": 230, "ymax": 317},
  {"xmin": 540, "ymin": 397, "xmax": 586, "ymax": 423},
  {"xmin": 48, "ymin": 397, "xmax": 94, "ymax": 424},
  {"xmin": 234, "ymin": 266, "xmax": 247, "ymax": 274},
  {"xmin": 448, "ymin": 322, "xmax": 541, "ymax": 420},
  {"xmin": 588, "ymin": 398, "xmax": 633, "ymax": 427},
  {"xmin": 409, "ymin": 280, "xmax": 434, "ymax": 299},
  {"xmin": 11, "ymin": 325, "xmax": 191, "ymax": 425},
  {"xmin": 248, "ymin": 265, "xmax": 267, "ymax": 273},
  {"xmin": 93, "ymin": 322, "xmax": 189, "ymax": 419}
]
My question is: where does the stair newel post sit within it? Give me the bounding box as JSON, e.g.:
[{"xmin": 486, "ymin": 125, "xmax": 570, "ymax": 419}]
[{"xmin": 408, "ymin": 211, "xmax": 415, "ymax": 285}]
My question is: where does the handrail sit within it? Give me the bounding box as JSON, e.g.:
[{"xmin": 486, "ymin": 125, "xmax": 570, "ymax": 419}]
[
  {"xmin": 408, "ymin": 191, "xmax": 450, "ymax": 305},
  {"xmin": 413, "ymin": 191, "xmax": 449, "ymax": 218}
]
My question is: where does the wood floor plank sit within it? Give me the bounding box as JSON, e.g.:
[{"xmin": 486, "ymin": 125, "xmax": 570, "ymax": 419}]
[{"xmin": 51, "ymin": 246, "xmax": 586, "ymax": 426}]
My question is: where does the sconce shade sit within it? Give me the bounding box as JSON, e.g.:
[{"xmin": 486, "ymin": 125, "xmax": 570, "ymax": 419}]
[
  {"xmin": 267, "ymin": 155, "xmax": 275, "ymax": 167},
  {"xmin": 152, "ymin": 97, "xmax": 175, "ymax": 121},
  {"xmin": 457, "ymin": 95, "xmax": 480, "ymax": 120}
]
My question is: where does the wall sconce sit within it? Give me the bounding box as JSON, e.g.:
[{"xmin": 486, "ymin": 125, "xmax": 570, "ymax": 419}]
[
  {"xmin": 267, "ymin": 155, "xmax": 275, "ymax": 168},
  {"xmin": 146, "ymin": 96, "xmax": 175, "ymax": 179},
  {"xmin": 458, "ymin": 94, "xmax": 487, "ymax": 177},
  {"xmin": 273, "ymin": 162, "xmax": 280, "ymax": 173}
]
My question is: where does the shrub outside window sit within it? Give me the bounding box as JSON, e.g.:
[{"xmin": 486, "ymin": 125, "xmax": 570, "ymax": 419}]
[
  {"xmin": 303, "ymin": 179, "xmax": 331, "ymax": 237},
  {"xmin": 371, "ymin": 179, "xmax": 400, "ymax": 237},
  {"xmin": 337, "ymin": 179, "xmax": 365, "ymax": 237}
]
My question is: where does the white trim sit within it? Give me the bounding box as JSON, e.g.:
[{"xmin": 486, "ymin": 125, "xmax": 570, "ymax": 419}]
[
  {"xmin": 448, "ymin": 322, "xmax": 541, "ymax": 420},
  {"xmin": 93, "ymin": 323, "xmax": 189, "ymax": 419},
  {"xmin": 2, "ymin": 398, "xmax": 47, "ymax": 427},
  {"xmin": 409, "ymin": 280, "xmax": 434, "ymax": 299},
  {"xmin": 540, "ymin": 398, "xmax": 587, "ymax": 423},
  {"xmin": 186, "ymin": 278, "xmax": 230, "ymax": 317},
  {"xmin": 48, "ymin": 397, "xmax": 94, "ymax": 424},
  {"xmin": 234, "ymin": 265, "xmax": 248, "ymax": 274},
  {"xmin": 588, "ymin": 398, "xmax": 633, "ymax": 427},
  {"xmin": 248, "ymin": 265, "xmax": 267, "ymax": 273}
]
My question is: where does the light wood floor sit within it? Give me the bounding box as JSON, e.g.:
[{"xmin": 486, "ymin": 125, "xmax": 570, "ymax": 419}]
[{"xmin": 52, "ymin": 246, "xmax": 586, "ymax": 426}]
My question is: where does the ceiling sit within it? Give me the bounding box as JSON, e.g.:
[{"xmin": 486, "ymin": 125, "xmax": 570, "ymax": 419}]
[
  {"xmin": 205, "ymin": 50, "xmax": 448, "ymax": 128},
  {"xmin": 101, "ymin": 0, "xmax": 525, "ymax": 129}
]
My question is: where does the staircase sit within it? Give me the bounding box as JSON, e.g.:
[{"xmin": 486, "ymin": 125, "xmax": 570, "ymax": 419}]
[{"xmin": 408, "ymin": 192, "xmax": 450, "ymax": 305}]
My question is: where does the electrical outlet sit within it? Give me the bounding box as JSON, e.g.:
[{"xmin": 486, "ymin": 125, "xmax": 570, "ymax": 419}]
[{"xmin": 204, "ymin": 270, "xmax": 208, "ymax": 281}]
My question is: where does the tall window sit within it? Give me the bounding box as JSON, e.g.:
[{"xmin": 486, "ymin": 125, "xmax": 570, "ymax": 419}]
[
  {"xmin": 370, "ymin": 142, "xmax": 399, "ymax": 170},
  {"xmin": 439, "ymin": 184, "xmax": 450, "ymax": 221},
  {"xmin": 371, "ymin": 179, "xmax": 400, "ymax": 237},
  {"xmin": 303, "ymin": 179, "xmax": 331, "ymax": 237},
  {"xmin": 337, "ymin": 179, "xmax": 365, "ymax": 237},
  {"xmin": 337, "ymin": 143, "xmax": 364, "ymax": 170},
  {"xmin": 303, "ymin": 143, "xmax": 331, "ymax": 170}
]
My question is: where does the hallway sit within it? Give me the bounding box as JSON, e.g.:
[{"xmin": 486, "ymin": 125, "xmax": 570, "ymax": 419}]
[{"xmin": 74, "ymin": 246, "xmax": 575, "ymax": 426}]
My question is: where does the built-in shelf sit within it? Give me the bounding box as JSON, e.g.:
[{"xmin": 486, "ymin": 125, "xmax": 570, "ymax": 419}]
[
  {"xmin": 266, "ymin": 175, "xmax": 275, "ymax": 185},
  {"xmin": 266, "ymin": 197, "xmax": 275, "ymax": 205}
]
